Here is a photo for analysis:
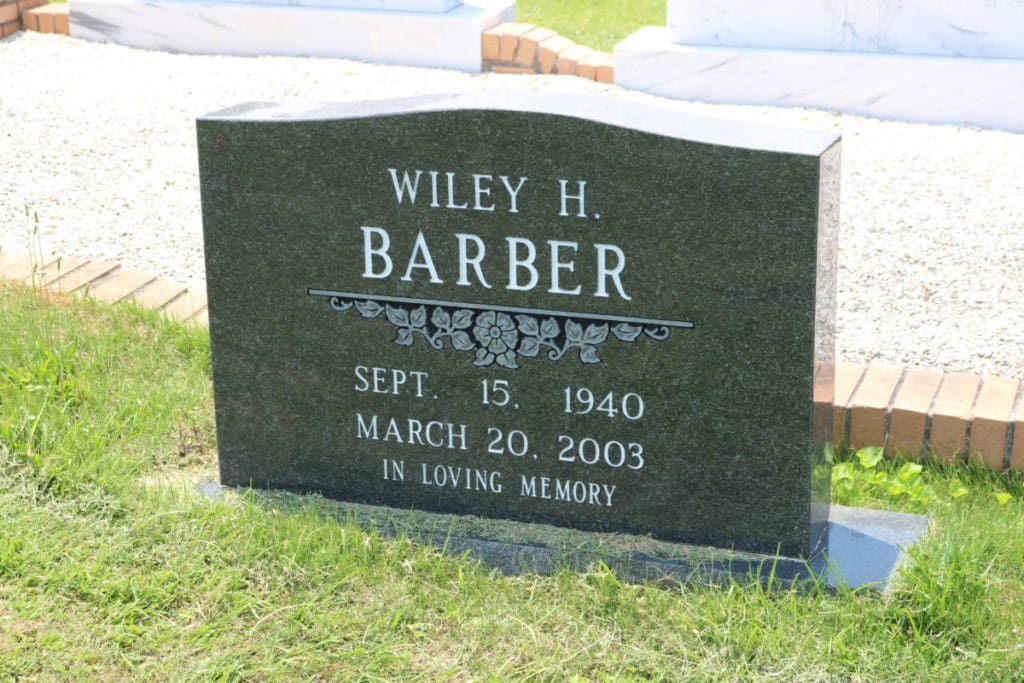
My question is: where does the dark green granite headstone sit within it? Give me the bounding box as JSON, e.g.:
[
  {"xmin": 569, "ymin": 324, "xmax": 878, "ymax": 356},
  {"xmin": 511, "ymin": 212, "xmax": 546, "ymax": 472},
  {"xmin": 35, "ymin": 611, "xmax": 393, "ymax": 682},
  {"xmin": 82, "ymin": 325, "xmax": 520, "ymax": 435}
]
[{"xmin": 197, "ymin": 92, "xmax": 839, "ymax": 558}]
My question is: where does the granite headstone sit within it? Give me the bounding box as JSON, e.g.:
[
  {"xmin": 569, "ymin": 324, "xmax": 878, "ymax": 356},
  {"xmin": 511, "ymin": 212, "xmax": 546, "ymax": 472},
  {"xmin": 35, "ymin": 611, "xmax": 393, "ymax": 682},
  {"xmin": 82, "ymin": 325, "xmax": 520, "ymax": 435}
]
[{"xmin": 198, "ymin": 92, "xmax": 840, "ymax": 559}]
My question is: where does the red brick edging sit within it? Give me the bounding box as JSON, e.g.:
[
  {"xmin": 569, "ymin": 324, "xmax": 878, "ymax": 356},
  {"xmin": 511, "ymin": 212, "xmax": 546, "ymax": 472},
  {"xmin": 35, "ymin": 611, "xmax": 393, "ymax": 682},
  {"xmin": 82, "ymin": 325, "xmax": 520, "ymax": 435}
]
[
  {"xmin": 0, "ymin": 252, "xmax": 208, "ymax": 326},
  {"xmin": 832, "ymin": 362, "xmax": 1022, "ymax": 471},
  {"xmin": 482, "ymin": 22, "xmax": 614, "ymax": 83},
  {"xmin": 4, "ymin": 250, "xmax": 1020, "ymax": 472},
  {"xmin": 1, "ymin": 0, "xmax": 66, "ymax": 36}
]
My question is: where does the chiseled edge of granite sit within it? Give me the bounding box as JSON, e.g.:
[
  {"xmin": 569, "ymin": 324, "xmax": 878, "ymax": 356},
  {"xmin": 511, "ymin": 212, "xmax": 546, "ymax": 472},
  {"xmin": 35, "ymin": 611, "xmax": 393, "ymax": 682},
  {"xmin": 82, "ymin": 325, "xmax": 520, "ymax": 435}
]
[{"xmin": 199, "ymin": 90, "xmax": 841, "ymax": 157}]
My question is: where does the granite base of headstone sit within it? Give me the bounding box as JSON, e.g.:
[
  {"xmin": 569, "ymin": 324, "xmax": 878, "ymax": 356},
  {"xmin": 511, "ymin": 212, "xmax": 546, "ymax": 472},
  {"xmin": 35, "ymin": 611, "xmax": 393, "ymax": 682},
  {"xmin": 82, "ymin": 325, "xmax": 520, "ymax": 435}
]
[
  {"xmin": 196, "ymin": 480, "xmax": 928, "ymax": 590},
  {"xmin": 196, "ymin": 90, "xmax": 926, "ymax": 591},
  {"xmin": 70, "ymin": 0, "xmax": 514, "ymax": 72},
  {"xmin": 615, "ymin": 0, "xmax": 1024, "ymax": 132},
  {"xmin": 371, "ymin": 504, "xmax": 931, "ymax": 591}
]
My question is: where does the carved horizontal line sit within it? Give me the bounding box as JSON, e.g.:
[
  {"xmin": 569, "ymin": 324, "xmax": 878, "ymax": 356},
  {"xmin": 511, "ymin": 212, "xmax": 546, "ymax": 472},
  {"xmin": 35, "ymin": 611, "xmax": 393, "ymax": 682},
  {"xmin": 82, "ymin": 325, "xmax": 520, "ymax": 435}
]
[{"xmin": 306, "ymin": 289, "xmax": 695, "ymax": 330}]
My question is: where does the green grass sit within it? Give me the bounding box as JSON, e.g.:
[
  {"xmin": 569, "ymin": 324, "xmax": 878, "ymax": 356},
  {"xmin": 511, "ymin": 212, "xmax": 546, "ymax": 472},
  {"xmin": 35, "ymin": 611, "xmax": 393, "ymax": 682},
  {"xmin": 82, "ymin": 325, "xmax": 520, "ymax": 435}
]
[
  {"xmin": 517, "ymin": 0, "xmax": 664, "ymax": 53},
  {"xmin": 2, "ymin": 281, "xmax": 1024, "ymax": 680}
]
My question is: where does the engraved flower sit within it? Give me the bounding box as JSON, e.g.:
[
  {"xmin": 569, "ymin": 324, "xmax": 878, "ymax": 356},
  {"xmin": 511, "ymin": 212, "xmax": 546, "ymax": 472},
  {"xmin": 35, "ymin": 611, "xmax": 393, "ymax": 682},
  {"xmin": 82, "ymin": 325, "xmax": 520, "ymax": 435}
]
[
  {"xmin": 474, "ymin": 311, "xmax": 518, "ymax": 354},
  {"xmin": 472, "ymin": 311, "xmax": 519, "ymax": 369}
]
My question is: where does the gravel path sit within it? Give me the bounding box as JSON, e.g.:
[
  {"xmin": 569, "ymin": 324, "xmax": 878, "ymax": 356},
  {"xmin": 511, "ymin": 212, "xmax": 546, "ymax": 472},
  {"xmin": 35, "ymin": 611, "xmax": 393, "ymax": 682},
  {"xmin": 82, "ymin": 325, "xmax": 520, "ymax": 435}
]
[{"xmin": 2, "ymin": 32, "xmax": 1022, "ymax": 379}]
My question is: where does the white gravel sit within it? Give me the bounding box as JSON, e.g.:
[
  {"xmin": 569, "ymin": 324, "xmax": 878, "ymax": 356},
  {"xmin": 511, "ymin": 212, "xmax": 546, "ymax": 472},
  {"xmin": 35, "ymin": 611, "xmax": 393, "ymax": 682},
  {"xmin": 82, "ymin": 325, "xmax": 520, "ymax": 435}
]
[{"xmin": 2, "ymin": 32, "xmax": 1022, "ymax": 379}]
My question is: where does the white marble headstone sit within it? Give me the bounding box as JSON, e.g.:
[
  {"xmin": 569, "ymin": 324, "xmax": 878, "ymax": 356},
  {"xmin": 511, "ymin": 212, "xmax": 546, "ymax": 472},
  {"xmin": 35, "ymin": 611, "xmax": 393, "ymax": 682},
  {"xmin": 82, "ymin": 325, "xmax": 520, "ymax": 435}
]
[
  {"xmin": 668, "ymin": 0, "xmax": 1024, "ymax": 59},
  {"xmin": 70, "ymin": 0, "xmax": 513, "ymax": 72}
]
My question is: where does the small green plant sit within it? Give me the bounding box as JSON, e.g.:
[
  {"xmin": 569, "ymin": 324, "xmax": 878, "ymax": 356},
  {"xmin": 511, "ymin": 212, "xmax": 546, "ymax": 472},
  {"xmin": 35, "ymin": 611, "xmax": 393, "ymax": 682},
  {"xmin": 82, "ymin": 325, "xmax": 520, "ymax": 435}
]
[
  {"xmin": 832, "ymin": 447, "xmax": 937, "ymax": 509},
  {"xmin": 832, "ymin": 446, "xmax": 1015, "ymax": 510}
]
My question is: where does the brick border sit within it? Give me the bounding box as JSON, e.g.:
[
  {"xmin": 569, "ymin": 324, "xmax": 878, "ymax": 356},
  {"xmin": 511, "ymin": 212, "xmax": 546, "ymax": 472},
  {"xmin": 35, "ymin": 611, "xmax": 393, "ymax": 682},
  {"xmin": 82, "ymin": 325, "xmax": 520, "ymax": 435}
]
[
  {"xmin": 834, "ymin": 362, "xmax": 1022, "ymax": 471},
  {"xmin": 0, "ymin": 251, "xmax": 208, "ymax": 326},
  {"xmin": 1, "ymin": 0, "xmax": 66, "ymax": 35},
  {"xmin": 482, "ymin": 22, "xmax": 613, "ymax": 83},
  {"xmin": 22, "ymin": 2, "xmax": 69, "ymax": 34},
  {"xmin": 0, "ymin": 0, "xmax": 48, "ymax": 36},
  {"xmin": 3, "ymin": 250, "xmax": 1021, "ymax": 472}
]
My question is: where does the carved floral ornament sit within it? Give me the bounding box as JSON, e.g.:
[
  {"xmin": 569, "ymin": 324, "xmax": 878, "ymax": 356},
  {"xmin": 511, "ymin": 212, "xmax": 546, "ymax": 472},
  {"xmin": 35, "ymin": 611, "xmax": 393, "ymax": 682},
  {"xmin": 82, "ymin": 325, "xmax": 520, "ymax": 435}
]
[{"xmin": 308, "ymin": 291, "xmax": 694, "ymax": 369}]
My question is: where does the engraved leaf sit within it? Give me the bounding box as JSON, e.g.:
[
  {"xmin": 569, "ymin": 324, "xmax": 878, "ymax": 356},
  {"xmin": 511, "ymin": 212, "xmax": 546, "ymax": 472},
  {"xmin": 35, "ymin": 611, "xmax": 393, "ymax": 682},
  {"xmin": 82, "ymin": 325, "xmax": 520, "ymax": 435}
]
[
  {"xmin": 473, "ymin": 348, "xmax": 495, "ymax": 367},
  {"xmin": 394, "ymin": 327, "xmax": 414, "ymax": 346},
  {"xmin": 583, "ymin": 322, "xmax": 609, "ymax": 345},
  {"xmin": 579, "ymin": 345, "xmax": 601, "ymax": 364},
  {"xmin": 611, "ymin": 322, "xmax": 642, "ymax": 342},
  {"xmin": 645, "ymin": 326, "xmax": 671, "ymax": 341},
  {"xmin": 516, "ymin": 315, "xmax": 539, "ymax": 336},
  {"xmin": 329, "ymin": 297, "xmax": 353, "ymax": 312},
  {"xmin": 431, "ymin": 307, "xmax": 451, "ymax": 329},
  {"xmin": 452, "ymin": 331, "xmax": 475, "ymax": 351},
  {"xmin": 355, "ymin": 300, "xmax": 383, "ymax": 318},
  {"xmin": 410, "ymin": 306, "xmax": 428, "ymax": 328},
  {"xmin": 565, "ymin": 320, "xmax": 583, "ymax": 344},
  {"xmin": 452, "ymin": 309, "xmax": 474, "ymax": 329},
  {"xmin": 386, "ymin": 305, "xmax": 409, "ymax": 327},
  {"xmin": 518, "ymin": 336, "xmax": 540, "ymax": 357},
  {"xmin": 496, "ymin": 350, "xmax": 519, "ymax": 370},
  {"xmin": 540, "ymin": 317, "xmax": 559, "ymax": 339}
]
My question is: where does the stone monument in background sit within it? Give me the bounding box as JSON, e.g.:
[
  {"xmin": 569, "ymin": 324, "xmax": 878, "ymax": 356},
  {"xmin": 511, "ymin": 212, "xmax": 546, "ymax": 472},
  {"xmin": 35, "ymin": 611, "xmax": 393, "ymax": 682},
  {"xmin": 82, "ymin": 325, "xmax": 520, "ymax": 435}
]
[
  {"xmin": 616, "ymin": 0, "xmax": 1024, "ymax": 132},
  {"xmin": 69, "ymin": 0, "xmax": 513, "ymax": 71}
]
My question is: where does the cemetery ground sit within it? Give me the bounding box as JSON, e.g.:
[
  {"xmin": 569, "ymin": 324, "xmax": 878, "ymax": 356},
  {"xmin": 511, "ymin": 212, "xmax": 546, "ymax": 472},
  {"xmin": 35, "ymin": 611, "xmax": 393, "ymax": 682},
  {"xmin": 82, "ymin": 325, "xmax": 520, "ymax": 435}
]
[{"xmin": 1, "ymin": 282, "xmax": 1022, "ymax": 680}]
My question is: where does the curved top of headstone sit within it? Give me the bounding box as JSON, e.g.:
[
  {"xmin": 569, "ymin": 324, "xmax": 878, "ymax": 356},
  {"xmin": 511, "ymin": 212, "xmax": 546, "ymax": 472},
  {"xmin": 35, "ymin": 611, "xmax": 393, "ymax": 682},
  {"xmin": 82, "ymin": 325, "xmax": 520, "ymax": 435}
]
[{"xmin": 200, "ymin": 91, "xmax": 840, "ymax": 157}]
